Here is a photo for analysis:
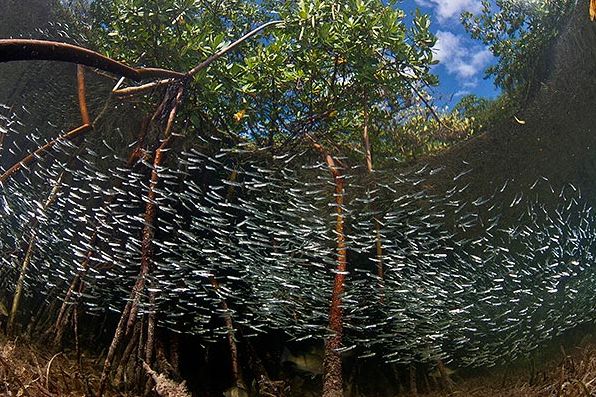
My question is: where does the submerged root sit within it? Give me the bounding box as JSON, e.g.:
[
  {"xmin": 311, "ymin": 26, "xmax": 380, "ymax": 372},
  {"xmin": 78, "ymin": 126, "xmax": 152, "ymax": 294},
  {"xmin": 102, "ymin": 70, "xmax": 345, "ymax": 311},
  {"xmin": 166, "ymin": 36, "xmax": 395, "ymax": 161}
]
[{"xmin": 142, "ymin": 360, "xmax": 191, "ymax": 397}]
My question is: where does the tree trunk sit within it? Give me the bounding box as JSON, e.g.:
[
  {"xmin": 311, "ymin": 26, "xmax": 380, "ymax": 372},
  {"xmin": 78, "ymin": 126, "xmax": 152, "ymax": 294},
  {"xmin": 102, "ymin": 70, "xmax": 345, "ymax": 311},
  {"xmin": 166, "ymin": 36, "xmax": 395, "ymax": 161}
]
[
  {"xmin": 7, "ymin": 170, "xmax": 65, "ymax": 335},
  {"xmin": 323, "ymin": 169, "xmax": 346, "ymax": 397},
  {"xmin": 97, "ymin": 86, "xmax": 183, "ymax": 397},
  {"xmin": 308, "ymin": 138, "xmax": 348, "ymax": 397}
]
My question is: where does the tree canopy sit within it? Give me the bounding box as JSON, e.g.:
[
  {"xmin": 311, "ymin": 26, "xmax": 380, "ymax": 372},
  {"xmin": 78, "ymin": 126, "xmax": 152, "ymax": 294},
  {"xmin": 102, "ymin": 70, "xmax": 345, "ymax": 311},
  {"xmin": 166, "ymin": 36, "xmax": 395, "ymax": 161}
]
[
  {"xmin": 84, "ymin": 0, "xmax": 445, "ymax": 162},
  {"xmin": 463, "ymin": 0, "xmax": 575, "ymax": 99}
]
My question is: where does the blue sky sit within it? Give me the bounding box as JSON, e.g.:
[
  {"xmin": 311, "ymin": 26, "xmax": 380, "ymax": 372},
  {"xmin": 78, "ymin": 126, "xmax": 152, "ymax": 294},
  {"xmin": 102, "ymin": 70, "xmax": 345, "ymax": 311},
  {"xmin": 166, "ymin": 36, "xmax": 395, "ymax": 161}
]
[{"xmin": 402, "ymin": 0, "xmax": 501, "ymax": 108}]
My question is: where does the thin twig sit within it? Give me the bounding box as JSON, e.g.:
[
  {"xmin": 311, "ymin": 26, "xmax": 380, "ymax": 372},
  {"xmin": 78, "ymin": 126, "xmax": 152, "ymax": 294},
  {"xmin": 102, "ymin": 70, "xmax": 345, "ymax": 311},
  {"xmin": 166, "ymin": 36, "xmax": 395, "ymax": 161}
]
[
  {"xmin": 187, "ymin": 20, "xmax": 282, "ymax": 76},
  {"xmin": 45, "ymin": 352, "xmax": 62, "ymax": 390},
  {"xmin": 403, "ymin": 78, "xmax": 454, "ymax": 132},
  {"xmin": 113, "ymin": 78, "xmax": 173, "ymax": 96}
]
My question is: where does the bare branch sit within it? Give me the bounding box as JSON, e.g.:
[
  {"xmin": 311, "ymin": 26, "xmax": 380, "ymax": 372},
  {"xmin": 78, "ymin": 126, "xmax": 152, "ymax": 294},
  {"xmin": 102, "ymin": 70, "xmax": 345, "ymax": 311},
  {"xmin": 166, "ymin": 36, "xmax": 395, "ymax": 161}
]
[
  {"xmin": 113, "ymin": 78, "xmax": 173, "ymax": 96},
  {"xmin": 187, "ymin": 20, "xmax": 283, "ymax": 77},
  {"xmin": 77, "ymin": 65, "xmax": 90, "ymax": 124},
  {"xmin": 0, "ymin": 39, "xmax": 185, "ymax": 80},
  {"xmin": 0, "ymin": 123, "xmax": 91, "ymax": 184}
]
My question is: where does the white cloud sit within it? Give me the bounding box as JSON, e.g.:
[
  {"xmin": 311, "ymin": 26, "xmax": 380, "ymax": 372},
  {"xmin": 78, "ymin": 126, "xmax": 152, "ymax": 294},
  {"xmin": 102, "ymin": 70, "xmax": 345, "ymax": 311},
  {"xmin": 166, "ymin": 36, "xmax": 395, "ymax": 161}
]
[
  {"xmin": 454, "ymin": 90, "xmax": 471, "ymax": 98},
  {"xmin": 414, "ymin": 0, "xmax": 482, "ymax": 22},
  {"xmin": 462, "ymin": 80, "xmax": 481, "ymax": 89},
  {"xmin": 434, "ymin": 30, "xmax": 492, "ymax": 81}
]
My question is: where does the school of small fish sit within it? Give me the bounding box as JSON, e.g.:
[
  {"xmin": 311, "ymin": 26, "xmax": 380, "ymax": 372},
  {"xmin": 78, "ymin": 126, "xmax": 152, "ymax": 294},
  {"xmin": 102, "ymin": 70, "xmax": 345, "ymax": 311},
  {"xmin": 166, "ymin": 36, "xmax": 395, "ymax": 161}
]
[{"xmin": 0, "ymin": 88, "xmax": 594, "ymax": 370}]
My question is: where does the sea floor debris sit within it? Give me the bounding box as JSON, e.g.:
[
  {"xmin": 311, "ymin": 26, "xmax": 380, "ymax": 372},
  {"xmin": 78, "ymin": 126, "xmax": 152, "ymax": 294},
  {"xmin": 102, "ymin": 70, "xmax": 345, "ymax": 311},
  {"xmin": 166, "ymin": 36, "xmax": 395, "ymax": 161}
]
[{"xmin": 1, "ymin": 328, "xmax": 596, "ymax": 396}]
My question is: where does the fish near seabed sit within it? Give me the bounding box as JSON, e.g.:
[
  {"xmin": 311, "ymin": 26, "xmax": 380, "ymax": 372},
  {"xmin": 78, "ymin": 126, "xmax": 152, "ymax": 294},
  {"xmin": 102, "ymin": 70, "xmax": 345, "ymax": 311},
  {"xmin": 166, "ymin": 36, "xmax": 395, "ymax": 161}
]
[
  {"xmin": 281, "ymin": 345, "xmax": 324, "ymax": 375},
  {"xmin": 428, "ymin": 365, "xmax": 456, "ymax": 379},
  {"xmin": 223, "ymin": 385, "xmax": 249, "ymax": 397}
]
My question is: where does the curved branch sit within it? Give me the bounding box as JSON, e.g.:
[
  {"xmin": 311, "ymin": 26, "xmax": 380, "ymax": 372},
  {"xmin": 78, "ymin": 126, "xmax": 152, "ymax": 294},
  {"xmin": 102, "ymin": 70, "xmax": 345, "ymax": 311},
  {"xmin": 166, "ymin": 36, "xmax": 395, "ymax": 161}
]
[
  {"xmin": 110, "ymin": 20, "xmax": 282, "ymax": 96},
  {"xmin": 0, "ymin": 20, "xmax": 281, "ymax": 86},
  {"xmin": 187, "ymin": 20, "xmax": 283, "ymax": 76},
  {"xmin": 0, "ymin": 39, "xmax": 185, "ymax": 80}
]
